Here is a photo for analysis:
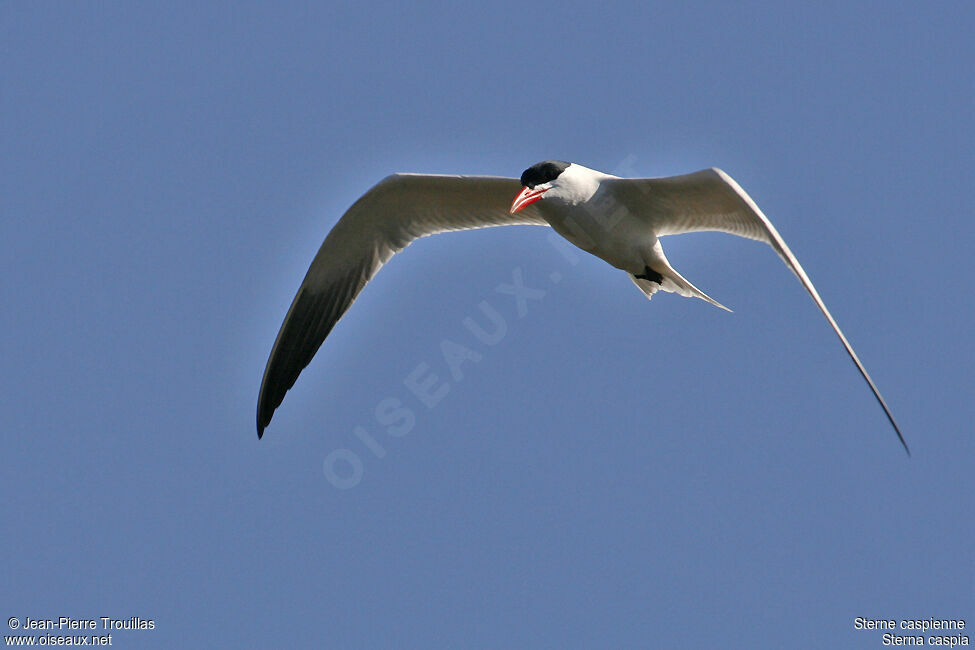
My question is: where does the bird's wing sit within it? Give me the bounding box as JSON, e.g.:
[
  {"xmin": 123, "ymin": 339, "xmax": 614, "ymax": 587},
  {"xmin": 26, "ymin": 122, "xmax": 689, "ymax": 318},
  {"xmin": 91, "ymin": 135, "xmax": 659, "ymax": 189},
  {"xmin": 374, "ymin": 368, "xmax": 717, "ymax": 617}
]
[
  {"xmin": 257, "ymin": 174, "xmax": 547, "ymax": 437},
  {"xmin": 608, "ymin": 169, "xmax": 909, "ymax": 454}
]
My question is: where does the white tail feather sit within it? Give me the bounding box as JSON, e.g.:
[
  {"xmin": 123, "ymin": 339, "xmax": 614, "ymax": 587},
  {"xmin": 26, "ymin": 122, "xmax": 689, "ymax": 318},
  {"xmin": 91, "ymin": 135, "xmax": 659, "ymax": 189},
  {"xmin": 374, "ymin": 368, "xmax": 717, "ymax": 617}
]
[
  {"xmin": 628, "ymin": 268, "xmax": 731, "ymax": 312},
  {"xmin": 661, "ymin": 266, "xmax": 732, "ymax": 312}
]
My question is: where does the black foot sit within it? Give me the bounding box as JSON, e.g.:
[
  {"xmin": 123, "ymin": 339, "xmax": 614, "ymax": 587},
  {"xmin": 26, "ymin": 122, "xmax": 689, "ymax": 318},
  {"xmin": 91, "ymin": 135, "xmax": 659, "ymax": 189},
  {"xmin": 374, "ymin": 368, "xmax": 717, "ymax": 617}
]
[{"xmin": 635, "ymin": 266, "xmax": 663, "ymax": 284}]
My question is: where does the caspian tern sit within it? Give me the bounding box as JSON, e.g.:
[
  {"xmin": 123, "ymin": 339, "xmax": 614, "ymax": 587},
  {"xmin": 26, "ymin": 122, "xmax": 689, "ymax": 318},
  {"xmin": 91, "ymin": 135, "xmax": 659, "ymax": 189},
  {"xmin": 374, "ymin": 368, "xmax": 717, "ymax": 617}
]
[{"xmin": 257, "ymin": 161, "xmax": 908, "ymax": 454}]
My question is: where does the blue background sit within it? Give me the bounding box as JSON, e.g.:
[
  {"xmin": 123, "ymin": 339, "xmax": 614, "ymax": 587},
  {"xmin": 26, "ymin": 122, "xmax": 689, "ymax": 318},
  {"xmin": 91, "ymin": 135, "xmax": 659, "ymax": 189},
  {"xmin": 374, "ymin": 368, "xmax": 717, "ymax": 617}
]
[{"xmin": 3, "ymin": 2, "xmax": 972, "ymax": 648}]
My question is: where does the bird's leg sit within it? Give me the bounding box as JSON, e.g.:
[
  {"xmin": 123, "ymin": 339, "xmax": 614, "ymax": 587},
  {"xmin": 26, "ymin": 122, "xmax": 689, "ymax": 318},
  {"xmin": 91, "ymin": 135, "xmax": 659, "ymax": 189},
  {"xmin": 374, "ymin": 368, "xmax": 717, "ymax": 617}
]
[{"xmin": 635, "ymin": 266, "xmax": 663, "ymax": 284}]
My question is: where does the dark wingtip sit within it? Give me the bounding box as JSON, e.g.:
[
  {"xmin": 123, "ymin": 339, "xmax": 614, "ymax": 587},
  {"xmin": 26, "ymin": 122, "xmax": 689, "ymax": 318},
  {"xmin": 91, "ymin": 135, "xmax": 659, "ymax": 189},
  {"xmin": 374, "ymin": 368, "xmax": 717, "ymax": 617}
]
[
  {"xmin": 880, "ymin": 402, "xmax": 910, "ymax": 457},
  {"xmin": 896, "ymin": 427, "xmax": 910, "ymax": 457},
  {"xmin": 882, "ymin": 408, "xmax": 910, "ymax": 457}
]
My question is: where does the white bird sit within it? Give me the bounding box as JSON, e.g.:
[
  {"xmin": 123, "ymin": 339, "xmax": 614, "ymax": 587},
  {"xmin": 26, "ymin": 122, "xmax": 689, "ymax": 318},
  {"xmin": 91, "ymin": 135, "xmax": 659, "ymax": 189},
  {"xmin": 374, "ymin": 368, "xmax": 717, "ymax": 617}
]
[{"xmin": 257, "ymin": 161, "xmax": 908, "ymax": 454}]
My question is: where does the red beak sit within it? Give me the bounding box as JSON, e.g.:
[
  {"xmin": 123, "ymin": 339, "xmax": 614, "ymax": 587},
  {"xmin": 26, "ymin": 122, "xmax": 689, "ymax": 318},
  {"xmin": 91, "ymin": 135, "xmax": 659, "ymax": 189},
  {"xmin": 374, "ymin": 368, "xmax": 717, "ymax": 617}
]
[{"xmin": 510, "ymin": 186, "xmax": 548, "ymax": 214}]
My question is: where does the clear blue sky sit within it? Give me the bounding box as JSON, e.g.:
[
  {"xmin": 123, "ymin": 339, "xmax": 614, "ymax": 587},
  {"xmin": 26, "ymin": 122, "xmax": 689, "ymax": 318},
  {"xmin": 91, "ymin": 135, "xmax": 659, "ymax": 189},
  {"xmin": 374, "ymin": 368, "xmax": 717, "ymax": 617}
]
[{"xmin": 3, "ymin": 2, "xmax": 972, "ymax": 648}]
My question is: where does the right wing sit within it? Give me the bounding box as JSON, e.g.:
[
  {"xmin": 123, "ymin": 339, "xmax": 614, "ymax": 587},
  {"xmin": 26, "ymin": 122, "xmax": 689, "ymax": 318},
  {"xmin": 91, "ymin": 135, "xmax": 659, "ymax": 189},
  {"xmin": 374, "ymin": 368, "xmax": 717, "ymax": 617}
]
[{"xmin": 609, "ymin": 169, "xmax": 909, "ymax": 455}]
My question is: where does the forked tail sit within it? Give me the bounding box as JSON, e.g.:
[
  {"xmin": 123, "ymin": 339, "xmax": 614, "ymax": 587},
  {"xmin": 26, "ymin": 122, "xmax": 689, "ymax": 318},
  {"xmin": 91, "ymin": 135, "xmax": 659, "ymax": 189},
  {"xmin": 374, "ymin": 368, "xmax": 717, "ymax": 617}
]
[{"xmin": 629, "ymin": 264, "xmax": 731, "ymax": 312}]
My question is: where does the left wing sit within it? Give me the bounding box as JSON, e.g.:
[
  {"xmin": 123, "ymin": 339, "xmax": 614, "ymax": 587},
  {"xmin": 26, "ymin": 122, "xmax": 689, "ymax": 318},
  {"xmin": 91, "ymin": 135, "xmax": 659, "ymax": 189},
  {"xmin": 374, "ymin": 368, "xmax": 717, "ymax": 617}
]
[{"xmin": 257, "ymin": 174, "xmax": 547, "ymax": 437}]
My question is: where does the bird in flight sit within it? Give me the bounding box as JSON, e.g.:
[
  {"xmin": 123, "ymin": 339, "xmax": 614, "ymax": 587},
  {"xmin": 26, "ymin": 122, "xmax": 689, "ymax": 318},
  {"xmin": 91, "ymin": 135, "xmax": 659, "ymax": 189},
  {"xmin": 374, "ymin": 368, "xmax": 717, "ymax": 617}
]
[{"xmin": 257, "ymin": 161, "xmax": 908, "ymax": 454}]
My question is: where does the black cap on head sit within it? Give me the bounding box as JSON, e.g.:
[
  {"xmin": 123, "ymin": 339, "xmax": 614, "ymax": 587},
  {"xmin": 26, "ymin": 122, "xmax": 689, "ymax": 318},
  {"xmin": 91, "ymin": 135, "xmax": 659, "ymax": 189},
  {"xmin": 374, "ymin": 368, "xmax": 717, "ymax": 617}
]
[{"xmin": 520, "ymin": 160, "xmax": 570, "ymax": 188}]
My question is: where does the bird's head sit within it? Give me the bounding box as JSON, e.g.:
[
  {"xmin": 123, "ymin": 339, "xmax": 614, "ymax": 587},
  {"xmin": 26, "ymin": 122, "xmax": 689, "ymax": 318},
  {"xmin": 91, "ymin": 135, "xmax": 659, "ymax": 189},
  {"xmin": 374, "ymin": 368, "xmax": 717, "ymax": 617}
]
[{"xmin": 510, "ymin": 160, "xmax": 604, "ymax": 213}]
